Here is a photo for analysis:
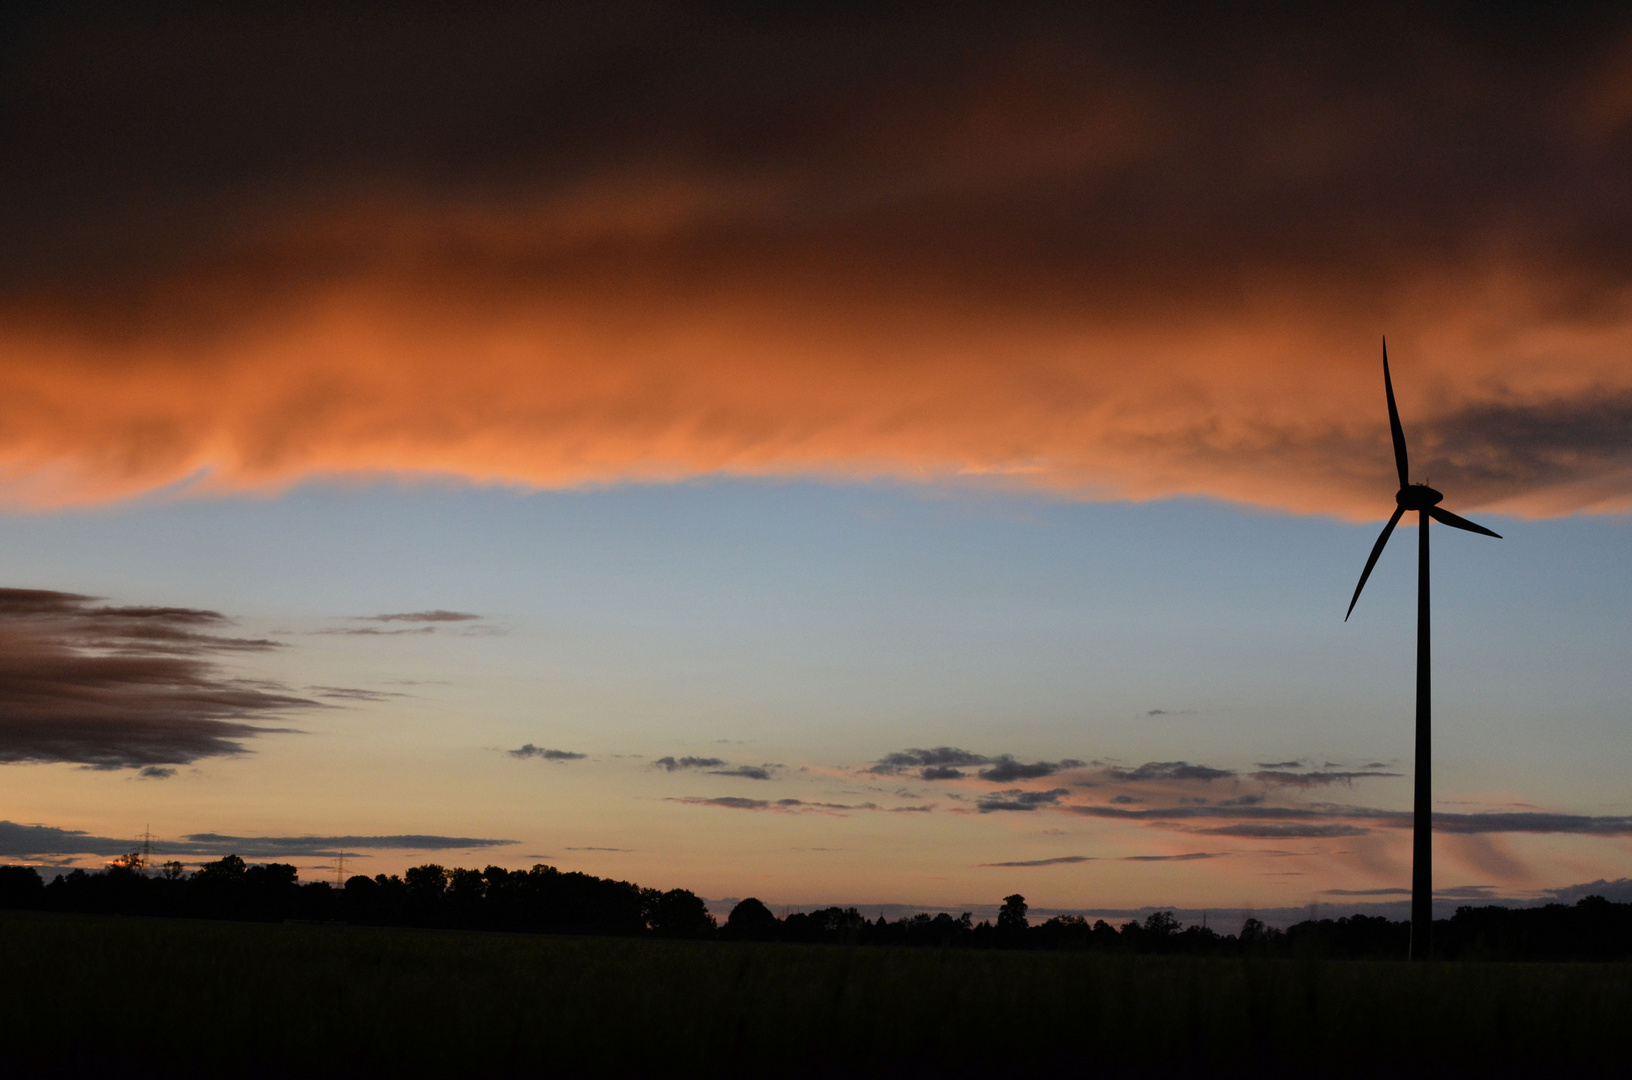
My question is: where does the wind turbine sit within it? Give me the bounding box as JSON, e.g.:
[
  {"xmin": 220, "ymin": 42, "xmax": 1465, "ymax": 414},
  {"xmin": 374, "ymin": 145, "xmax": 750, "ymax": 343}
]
[{"xmin": 1345, "ymin": 339, "xmax": 1500, "ymax": 960}]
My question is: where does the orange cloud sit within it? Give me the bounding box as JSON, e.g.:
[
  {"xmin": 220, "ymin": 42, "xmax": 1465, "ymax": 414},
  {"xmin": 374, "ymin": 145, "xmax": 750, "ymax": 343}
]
[{"xmin": 3, "ymin": 7, "xmax": 1630, "ymax": 517}]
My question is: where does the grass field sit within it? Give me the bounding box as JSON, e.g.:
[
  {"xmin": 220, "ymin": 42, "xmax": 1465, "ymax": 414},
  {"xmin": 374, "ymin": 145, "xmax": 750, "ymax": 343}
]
[{"xmin": 3, "ymin": 911, "xmax": 1630, "ymax": 1077}]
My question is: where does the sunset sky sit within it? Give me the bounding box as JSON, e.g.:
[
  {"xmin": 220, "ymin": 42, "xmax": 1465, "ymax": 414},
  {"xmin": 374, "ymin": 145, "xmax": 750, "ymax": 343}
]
[{"xmin": 3, "ymin": 4, "xmax": 1630, "ymax": 919}]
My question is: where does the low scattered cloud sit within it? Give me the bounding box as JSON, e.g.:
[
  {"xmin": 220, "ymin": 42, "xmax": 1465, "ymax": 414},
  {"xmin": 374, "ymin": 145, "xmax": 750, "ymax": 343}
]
[
  {"xmin": 1121, "ymin": 853, "xmax": 1220, "ymax": 862},
  {"xmin": 0, "ymin": 820, "xmax": 514, "ymax": 859},
  {"xmin": 1250, "ymin": 769, "xmax": 1400, "ymax": 788},
  {"xmin": 652, "ymin": 755, "xmax": 775, "ymax": 779},
  {"xmin": 0, "ymin": 587, "xmax": 313, "ymax": 770},
  {"xmin": 1103, "ymin": 762, "xmax": 1236, "ymax": 783},
  {"xmin": 1546, "ymin": 878, "xmax": 1632, "ymax": 905},
  {"xmin": 977, "ymin": 789, "xmax": 1070, "ymax": 813},
  {"xmin": 508, "ymin": 744, "xmax": 585, "ymax": 761},
  {"xmin": 977, "ymin": 756, "xmax": 1086, "ymax": 783},
  {"xmin": 867, "ymin": 747, "xmax": 993, "ymax": 776},
  {"xmin": 137, "ymin": 766, "xmax": 177, "ymax": 780},
  {"xmin": 709, "ymin": 765, "xmax": 776, "ymax": 780},
  {"xmin": 654, "ymin": 756, "xmax": 727, "ymax": 772},
  {"xmin": 868, "ymin": 747, "xmax": 1084, "ymax": 783},
  {"xmin": 1429, "ymin": 811, "xmax": 1632, "ymax": 836}
]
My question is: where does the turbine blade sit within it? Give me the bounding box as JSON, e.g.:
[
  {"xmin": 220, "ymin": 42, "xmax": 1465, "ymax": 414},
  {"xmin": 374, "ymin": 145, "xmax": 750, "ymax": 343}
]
[
  {"xmin": 1383, "ymin": 338, "xmax": 1410, "ymax": 489},
  {"xmin": 1429, "ymin": 506, "xmax": 1502, "ymax": 539},
  {"xmin": 1346, "ymin": 505, "xmax": 1406, "ymax": 620}
]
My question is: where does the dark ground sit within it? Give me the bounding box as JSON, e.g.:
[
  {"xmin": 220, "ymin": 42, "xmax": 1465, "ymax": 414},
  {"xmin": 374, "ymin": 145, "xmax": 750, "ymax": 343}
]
[{"xmin": 3, "ymin": 910, "xmax": 1630, "ymax": 1078}]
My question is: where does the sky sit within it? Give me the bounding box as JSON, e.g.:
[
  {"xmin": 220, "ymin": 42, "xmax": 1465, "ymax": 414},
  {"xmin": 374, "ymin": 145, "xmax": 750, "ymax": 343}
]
[{"xmin": 2, "ymin": 4, "xmax": 1630, "ymax": 918}]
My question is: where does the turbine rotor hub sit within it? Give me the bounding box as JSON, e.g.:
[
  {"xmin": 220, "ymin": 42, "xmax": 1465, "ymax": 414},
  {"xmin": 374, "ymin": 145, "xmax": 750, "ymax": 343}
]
[{"xmin": 1396, "ymin": 484, "xmax": 1444, "ymax": 509}]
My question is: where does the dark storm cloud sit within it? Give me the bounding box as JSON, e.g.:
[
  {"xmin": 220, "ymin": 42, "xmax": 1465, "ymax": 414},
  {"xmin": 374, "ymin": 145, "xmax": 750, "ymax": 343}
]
[
  {"xmin": 1426, "ymin": 391, "xmax": 1632, "ymax": 503},
  {"xmin": 508, "ymin": 744, "xmax": 585, "ymax": 761},
  {"xmin": 3, "ymin": 5, "xmax": 1632, "ymax": 515},
  {"xmin": 0, "ymin": 820, "xmax": 513, "ymax": 858},
  {"xmin": 977, "ymin": 789, "xmax": 1070, "ymax": 813},
  {"xmin": 8, "ymin": 4, "xmax": 1629, "ymax": 294},
  {"xmin": 0, "ymin": 587, "xmax": 312, "ymax": 769}
]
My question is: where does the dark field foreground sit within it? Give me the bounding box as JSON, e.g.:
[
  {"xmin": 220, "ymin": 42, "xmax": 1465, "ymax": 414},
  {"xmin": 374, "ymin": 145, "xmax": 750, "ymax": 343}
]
[{"xmin": 3, "ymin": 912, "xmax": 1629, "ymax": 1078}]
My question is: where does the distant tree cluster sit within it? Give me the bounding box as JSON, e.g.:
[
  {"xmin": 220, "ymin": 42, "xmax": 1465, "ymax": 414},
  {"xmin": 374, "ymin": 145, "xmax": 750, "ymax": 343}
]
[
  {"xmin": 3, "ymin": 860, "xmax": 1630, "ymax": 961},
  {"xmin": 0, "ymin": 857, "xmax": 715, "ymax": 938}
]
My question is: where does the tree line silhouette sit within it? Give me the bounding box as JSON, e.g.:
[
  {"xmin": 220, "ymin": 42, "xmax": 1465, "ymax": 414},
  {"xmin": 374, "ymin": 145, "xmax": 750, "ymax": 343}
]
[{"xmin": 3, "ymin": 858, "xmax": 1629, "ymax": 960}]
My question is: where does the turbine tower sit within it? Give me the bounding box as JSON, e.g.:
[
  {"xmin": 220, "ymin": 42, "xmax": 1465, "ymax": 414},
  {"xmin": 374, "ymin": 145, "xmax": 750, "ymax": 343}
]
[{"xmin": 1345, "ymin": 340, "xmax": 1501, "ymax": 960}]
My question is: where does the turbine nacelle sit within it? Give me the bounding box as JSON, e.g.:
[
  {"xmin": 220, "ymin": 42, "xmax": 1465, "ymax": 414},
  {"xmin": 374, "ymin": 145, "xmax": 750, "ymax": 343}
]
[
  {"xmin": 1395, "ymin": 484, "xmax": 1443, "ymax": 510},
  {"xmin": 1345, "ymin": 341, "xmax": 1500, "ymax": 624}
]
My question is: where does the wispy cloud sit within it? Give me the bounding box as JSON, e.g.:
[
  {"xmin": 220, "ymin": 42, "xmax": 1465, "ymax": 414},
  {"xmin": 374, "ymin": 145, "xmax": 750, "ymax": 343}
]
[
  {"xmin": 978, "ymin": 855, "xmax": 1094, "ymax": 868},
  {"xmin": 0, "ymin": 587, "xmax": 312, "ymax": 770},
  {"xmin": 1197, "ymin": 823, "xmax": 1370, "ymax": 839},
  {"xmin": 362, "ymin": 611, "xmax": 481, "ymax": 623},
  {"xmin": 305, "ymin": 685, "xmax": 406, "ymax": 702},
  {"xmin": 666, "ymin": 796, "xmax": 928, "ymax": 816}
]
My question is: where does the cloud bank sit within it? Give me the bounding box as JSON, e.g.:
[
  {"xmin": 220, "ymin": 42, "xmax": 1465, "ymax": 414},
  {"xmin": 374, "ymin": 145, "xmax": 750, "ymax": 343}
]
[
  {"xmin": 0, "ymin": 820, "xmax": 514, "ymax": 859},
  {"xmin": 3, "ymin": 6, "xmax": 1632, "ymax": 516},
  {"xmin": 0, "ymin": 588, "xmax": 312, "ymax": 769}
]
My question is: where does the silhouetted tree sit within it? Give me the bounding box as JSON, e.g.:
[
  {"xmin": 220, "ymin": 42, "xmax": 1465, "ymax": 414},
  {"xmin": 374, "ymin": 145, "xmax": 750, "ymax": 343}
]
[
  {"xmin": 724, "ymin": 897, "xmax": 780, "ymax": 941},
  {"xmin": 645, "ymin": 888, "xmax": 716, "ymax": 938},
  {"xmin": 0, "ymin": 865, "xmax": 43, "ymax": 908},
  {"xmin": 996, "ymin": 893, "xmax": 1029, "ymax": 946}
]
